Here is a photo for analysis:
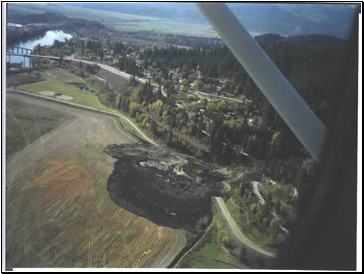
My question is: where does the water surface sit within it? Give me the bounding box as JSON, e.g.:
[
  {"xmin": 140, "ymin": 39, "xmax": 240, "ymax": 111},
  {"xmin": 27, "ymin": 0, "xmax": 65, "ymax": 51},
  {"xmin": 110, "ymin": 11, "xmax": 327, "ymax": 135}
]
[{"xmin": 7, "ymin": 30, "xmax": 72, "ymax": 67}]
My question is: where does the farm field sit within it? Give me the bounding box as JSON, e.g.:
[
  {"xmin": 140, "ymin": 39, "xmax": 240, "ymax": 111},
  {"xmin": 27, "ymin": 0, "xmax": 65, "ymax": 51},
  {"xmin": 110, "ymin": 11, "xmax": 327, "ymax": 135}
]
[
  {"xmin": 5, "ymin": 92, "xmax": 186, "ymax": 268},
  {"xmin": 113, "ymin": 36, "xmax": 191, "ymax": 49},
  {"xmin": 110, "ymin": 19, "xmax": 217, "ymax": 37},
  {"xmin": 5, "ymin": 95, "xmax": 72, "ymax": 159}
]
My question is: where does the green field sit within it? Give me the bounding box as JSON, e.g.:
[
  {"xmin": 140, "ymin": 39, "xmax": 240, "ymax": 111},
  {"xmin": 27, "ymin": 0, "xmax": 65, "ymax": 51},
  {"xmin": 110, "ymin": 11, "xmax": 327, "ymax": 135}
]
[
  {"xmin": 20, "ymin": 72, "xmax": 151, "ymax": 143},
  {"xmin": 180, "ymin": 217, "xmax": 248, "ymax": 269},
  {"xmin": 21, "ymin": 79, "xmax": 109, "ymax": 110},
  {"xmin": 112, "ymin": 19, "xmax": 217, "ymax": 37},
  {"xmin": 45, "ymin": 68, "xmax": 86, "ymax": 84}
]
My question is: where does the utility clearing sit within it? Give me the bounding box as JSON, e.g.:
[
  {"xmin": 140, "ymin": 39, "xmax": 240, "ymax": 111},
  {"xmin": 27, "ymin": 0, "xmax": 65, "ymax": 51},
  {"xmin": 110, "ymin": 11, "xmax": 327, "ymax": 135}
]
[{"xmin": 6, "ymin": 92, "xmax": 186, "ymax": 268}]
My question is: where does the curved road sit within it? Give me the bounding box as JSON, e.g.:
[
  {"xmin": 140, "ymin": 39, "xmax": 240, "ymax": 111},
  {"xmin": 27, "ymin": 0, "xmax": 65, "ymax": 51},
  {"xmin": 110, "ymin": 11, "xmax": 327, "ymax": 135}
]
[{"xmin": 213, "ymin": 197, "xmax": 276, "ymax": 258}]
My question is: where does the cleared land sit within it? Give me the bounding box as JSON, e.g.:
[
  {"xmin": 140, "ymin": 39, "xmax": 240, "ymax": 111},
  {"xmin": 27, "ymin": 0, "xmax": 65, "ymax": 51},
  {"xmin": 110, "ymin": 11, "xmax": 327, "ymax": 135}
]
[
  {"xmin": 113, "ymin": 36, "xmax": 191, "ymax": 49},
  {"xmin": 6, "ymin": 96, "xmax": 72, "ymax": 159},
  {"xmin": 6, "ymin": 73, "xmax": 44, "ymax": 87},
  {"xmin": 45, "ymin": 67, "xmax": 86, "ymax": 84},
  {"xmin": 6, "ymin": 92, "xmax": 185, "ymax": 268}
]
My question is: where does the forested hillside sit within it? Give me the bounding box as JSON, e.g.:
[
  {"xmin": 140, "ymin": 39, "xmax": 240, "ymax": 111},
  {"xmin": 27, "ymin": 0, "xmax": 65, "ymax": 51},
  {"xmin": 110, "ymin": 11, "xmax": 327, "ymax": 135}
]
[{"xmin": 129, "ymin": 34, "xmax": 349, "ymax": 192}]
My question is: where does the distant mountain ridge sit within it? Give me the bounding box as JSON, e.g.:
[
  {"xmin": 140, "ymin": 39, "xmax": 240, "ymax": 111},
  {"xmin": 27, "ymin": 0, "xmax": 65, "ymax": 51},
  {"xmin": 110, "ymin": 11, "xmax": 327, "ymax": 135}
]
[
  {"xmin": 66, "ymin": 2, "xmax": 358, "ymax": 38},
  {"xmin": 255, "ymin": 33, "xmax": 347, "ymax": 46}
]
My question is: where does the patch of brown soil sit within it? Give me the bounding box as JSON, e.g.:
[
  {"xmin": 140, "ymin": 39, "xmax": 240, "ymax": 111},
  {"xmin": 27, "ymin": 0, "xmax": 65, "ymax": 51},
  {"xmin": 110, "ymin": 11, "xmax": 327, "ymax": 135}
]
[{"xmin": 34, "ymin": 159, "xmax": 94, "ymax": 203}]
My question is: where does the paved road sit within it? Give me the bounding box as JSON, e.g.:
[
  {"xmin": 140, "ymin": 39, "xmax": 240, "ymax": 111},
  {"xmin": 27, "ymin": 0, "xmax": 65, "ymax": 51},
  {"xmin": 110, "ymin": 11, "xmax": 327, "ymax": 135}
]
[
  {"xmin": 251, "ymin": 181, "xmax": 266, "ymax": 205},
  {"xmin": 8, "ymin": 53, "xmax": 169, "ymax": 97},
  {"xmin": 7, "ymin": 53, "xmax": 155, "ymax": 85},
  {"xmin": 213, "ymin": 197, "xmax": 276, "ymax": 258}
]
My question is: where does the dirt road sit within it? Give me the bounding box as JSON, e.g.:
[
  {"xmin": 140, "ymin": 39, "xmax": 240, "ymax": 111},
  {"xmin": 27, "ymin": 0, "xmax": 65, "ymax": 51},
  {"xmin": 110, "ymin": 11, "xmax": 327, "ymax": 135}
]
[
  {"xmin": 213, "ymin": 197, "xmax": 276, "ymax": 258},
  {"xmin": 5, "ymin": 92, "xmax": 185, "ymax": 268}
]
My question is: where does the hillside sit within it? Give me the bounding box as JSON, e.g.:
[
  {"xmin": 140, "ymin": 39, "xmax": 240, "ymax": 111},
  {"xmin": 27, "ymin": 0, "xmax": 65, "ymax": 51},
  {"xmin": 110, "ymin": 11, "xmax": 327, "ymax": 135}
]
[{"xmin": 8, "ymin": 3, "xmax": 358, "ymax": 38}]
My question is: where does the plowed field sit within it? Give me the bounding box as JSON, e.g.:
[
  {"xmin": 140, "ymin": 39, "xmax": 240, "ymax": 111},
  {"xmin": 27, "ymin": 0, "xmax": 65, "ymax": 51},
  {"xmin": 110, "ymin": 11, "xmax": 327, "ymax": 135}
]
[{"xmin": 5, "ymin": 92, "xmax": 186, "ymax": 268}]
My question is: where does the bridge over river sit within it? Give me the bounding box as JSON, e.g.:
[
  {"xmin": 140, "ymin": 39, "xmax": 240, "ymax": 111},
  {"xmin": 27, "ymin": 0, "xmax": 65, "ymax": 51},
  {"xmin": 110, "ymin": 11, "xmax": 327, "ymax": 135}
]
[{"xmin": 6, "ymin": 46, "xmax": 33, "ymax": 68}]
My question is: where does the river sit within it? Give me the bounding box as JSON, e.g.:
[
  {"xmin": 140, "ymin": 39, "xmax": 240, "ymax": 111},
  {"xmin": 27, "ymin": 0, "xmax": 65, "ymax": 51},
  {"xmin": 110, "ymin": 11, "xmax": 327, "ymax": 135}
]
[{"xmin": 7, "ymin": 30, "xmax": 72, "ymax": 68}]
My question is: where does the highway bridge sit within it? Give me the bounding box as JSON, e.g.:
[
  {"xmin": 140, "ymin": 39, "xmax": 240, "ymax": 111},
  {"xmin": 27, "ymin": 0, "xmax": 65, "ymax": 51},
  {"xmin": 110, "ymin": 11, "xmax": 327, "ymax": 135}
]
[{"xmin": 6, "ymin": 53, "xmax": 167, "ymax": 96}]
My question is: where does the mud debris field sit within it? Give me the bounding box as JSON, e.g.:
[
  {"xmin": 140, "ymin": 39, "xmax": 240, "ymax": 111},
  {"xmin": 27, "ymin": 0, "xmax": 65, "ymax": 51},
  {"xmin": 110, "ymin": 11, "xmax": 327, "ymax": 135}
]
[{"xmin": 105, "ymin": 143, "xmax": 226, "ymax": 229}]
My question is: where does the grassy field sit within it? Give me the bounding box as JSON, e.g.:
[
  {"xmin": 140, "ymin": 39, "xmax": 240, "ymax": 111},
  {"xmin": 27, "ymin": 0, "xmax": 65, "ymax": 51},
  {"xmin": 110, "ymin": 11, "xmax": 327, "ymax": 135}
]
[
  {"xmin": 180, "ymin": 216, "xmax": 248, "ymax": 269},
  {"xmin": 226, "ymin": 199, "xmax": 247, "ymax": 231},
  {"xmin": 46, "ymin": 68, "xmax": 86, "ymax": 84},
  {"xmin": 21, "ymin": 79, "xmax": 110, "ymax": 110},
  {"xmin": 111, "ymin": 19, "xmax": 217, "ymax": 37}
]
